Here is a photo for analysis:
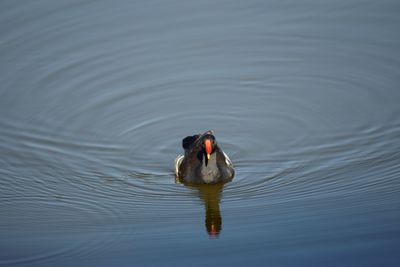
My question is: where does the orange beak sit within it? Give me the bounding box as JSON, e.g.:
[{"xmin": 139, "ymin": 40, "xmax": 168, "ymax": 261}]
[{"xmin": 204, "ymin": 139, "xmax": 212, "ymax": 160}]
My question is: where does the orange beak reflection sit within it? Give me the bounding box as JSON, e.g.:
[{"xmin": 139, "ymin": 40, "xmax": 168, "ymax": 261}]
[{"xmin": 204, "ymin": 139, "xmax": 212, "ymax": 159}]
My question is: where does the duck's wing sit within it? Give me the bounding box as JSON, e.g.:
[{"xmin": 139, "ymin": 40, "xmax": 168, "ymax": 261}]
[{"xmin": 174, "ymin": 154, "xmax": 184, "ymax": 177}]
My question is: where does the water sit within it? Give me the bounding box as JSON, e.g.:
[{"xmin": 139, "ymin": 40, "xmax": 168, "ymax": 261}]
[{"xmin": 1, "ymin": 0, "xmax": 400, "ymax": 266}]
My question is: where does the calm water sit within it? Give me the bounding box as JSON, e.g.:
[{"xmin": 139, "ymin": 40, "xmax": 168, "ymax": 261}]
[{"xmin": 1, "ymin": 0, "xmax": 400, "ymax": 266}]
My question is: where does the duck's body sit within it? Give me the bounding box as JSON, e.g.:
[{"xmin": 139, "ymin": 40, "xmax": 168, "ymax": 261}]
[{"xmin": 175, "ymin": 131, "xmax": 234, "ymax": 184}]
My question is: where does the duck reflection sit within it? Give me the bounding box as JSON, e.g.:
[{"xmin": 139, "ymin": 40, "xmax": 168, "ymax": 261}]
[{"xmin": 181, "ymin": 182, "xmax": 224, "ymax": 237}]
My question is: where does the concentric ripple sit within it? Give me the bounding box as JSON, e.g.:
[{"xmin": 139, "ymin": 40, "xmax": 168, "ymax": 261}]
[{"xmin": 1, "ymin": 0, "xmax": 400, "ymax": 266}]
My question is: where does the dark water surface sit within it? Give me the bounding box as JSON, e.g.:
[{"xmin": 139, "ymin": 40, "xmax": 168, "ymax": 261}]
[{"xmin": 1, "ymin": 0, "xmax": 400, "ymax": 266}]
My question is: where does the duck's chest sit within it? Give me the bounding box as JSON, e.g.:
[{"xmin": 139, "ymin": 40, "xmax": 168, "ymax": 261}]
[{"xmin": 199, "ymin": 153, "xmax": 220, "ymax": 183}]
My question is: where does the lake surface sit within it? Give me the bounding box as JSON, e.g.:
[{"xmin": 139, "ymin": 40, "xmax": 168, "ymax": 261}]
[{"xmin": 1, "ymin": 0, "xmax": 400, "ymax": 266}]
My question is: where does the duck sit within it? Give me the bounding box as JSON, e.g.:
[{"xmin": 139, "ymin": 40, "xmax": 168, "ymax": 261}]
[{"xmin": 174, "ymin": 130, "xmax": 234, "ymax": 184}]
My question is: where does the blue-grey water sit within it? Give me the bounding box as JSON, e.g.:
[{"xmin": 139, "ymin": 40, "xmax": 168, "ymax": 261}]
[{"xmin": 1, "ymin": 0, "xmax": 400, "ymax": 266}]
